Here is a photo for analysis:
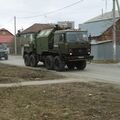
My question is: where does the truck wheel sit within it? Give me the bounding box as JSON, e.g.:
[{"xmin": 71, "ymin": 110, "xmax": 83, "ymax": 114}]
[
  {"xmin": 54, "ymin": 56, "xmax": 65, "ymax": 71},
  {"xmin": 67, "ymin": 62, "xmax": 75, "ymax": 70},
  {"xmin": 45, "ymin": 56, "xmax": 54, "ymax": 70},
  {"xmin": 24, "ymin": 54, "xmax": 30, "ymax": 66},
  {"xmin": 30, "ymin": 54, "xmax": 38, "ymax": 67},
  {"xmin": 75, "ymin": 60, "xmax": 86, "ymax": 70}
]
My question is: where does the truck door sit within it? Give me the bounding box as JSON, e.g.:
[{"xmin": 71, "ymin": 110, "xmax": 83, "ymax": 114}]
[
  {"xmin": 54, "ymin": 33, "xmax": 65, "ymax": 54},
  {"xmin": 59, "ymin": 33, "xmax": 66, "ymax": 53}
]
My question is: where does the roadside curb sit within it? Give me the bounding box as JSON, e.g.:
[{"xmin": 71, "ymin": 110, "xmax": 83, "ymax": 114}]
[{"xmin": 0, "ymin": 79, "xmax": 79, "ymax": 88}]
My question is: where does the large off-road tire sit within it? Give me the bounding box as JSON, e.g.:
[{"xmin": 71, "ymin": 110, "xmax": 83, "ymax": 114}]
[
  {"xmin": 67, "ymin": 62, "xmax": 75, "ymax": 70},
  {"xmin": 45, "ymin": 56, "xmax": 54, "ymax": 70},
  {"xmin": 75, "ymin": 60, "xmax": 86, "ymax": 70},
  {"xmin": 30, "ymin": 54, "xmax": 38, "ymax": 67},
  {"xmin": 24, "ymin": 54, "xmax": 30, "ymax": 66},
  {"xmin": 54, "ymin": 56, "xmax": 65, "ymax": 71}
]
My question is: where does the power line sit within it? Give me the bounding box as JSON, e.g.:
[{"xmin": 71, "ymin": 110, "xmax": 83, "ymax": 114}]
[{"xmin": 18, "ymin": 0, "xmax": 84, "ymax": 19}]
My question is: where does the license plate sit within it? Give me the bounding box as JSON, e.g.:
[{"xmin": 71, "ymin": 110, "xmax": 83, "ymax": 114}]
[{"xmin": 78, "ymin": 56, "xmax": 84, "ymax": 58}]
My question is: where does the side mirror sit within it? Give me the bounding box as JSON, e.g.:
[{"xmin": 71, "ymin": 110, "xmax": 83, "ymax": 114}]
[{"xmin": 88, "ymin": 35, "xmax": 92, "ymax": 41}]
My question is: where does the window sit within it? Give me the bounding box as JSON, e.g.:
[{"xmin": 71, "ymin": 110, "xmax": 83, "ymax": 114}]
[
  {"xmin": 0, "ymin": 43, "xmax": 7, "ymax": 49},
  {"xmin": 54, "ymin": 33, "xmax": 65, "ymax": 47},
  {"xmin": 37, "ymin": 29, "xmax": 53, "ymax": 38},
  {"xmin": 66, "ymin": 31, "xmax": 88, "ymax": 42}
]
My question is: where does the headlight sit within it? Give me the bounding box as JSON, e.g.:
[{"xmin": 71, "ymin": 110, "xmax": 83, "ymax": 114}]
[
  {"xmin": 69, "ymin": 49, "xmax": 73, "ymax": 55},
  {"xmin": 87, "ymin": 48, "xmax": 91, "ymax": 53}
]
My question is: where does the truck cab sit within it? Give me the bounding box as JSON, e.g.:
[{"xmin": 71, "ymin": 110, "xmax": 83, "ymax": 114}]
[{"xmin": 53, "ymin": 30, "xmax": 91, "ymax": 57}]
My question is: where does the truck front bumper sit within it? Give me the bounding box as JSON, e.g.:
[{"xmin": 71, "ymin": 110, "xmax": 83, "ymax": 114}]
[{"xmin": 65, "ymin": 55, "xmax": 94, "ymax": 62}]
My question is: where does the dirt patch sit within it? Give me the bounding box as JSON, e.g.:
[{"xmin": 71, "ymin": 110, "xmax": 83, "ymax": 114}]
[
  {"xmin": 0, "ymin": 82, "xmax": 120, "ymax": 120},
  {"xmin": 0, "ymin": 63, "xmax": 64, "ymax": 83}
]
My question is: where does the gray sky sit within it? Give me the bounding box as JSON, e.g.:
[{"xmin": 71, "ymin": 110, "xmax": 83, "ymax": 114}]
[{"xmin": 0, "ymin": 0, "xmax": 115, "ymax": 34}]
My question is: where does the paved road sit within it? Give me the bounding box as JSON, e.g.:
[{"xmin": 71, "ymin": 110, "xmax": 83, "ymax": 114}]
[
  {"xmin": 61, "ymin": 63, "xmax": 120, "ymax": 84},
  {"xmin": 0, "ymin": 55, "xmax": 120, "ymax": 85}
]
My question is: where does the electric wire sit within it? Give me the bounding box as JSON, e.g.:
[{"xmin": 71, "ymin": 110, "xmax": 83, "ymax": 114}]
[{"xmin": 18, "ymin": 0, "xmax": 84, "ymax": 19}]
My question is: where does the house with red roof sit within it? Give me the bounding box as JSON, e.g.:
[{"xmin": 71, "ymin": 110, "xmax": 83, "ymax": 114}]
[
  {"xmin": 0, "ymin": 28, "xmax": 14, "ymax": 53},
  {"xmin": 0, "ymin": 28, "xmax": 14, "ymax": 44}
]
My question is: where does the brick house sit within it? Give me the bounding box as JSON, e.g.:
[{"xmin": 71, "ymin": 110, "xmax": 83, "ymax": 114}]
[
  {"xmin": 79, "ymin": 11, "xmax": 120, "ymax": 60},
  {"xmin": 0, "ymin": 28, "xmax": 14, "ymax": 53}
]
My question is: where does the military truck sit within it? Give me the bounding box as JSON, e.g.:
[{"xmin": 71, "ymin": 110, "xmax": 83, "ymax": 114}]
[
  {"xmin": 23, "ymin": 26, "xmax": 93, "ymax": 71},
  {"xmin": 0, "ymin": 43, "xmax": 8, "ymax": 60}
]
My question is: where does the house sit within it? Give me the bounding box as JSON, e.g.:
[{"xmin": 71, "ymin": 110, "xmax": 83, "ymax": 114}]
[
  {"xmin": 0, "ymin": 28, "xmax": 14, "ymax": 53},
  {"xmin": 79, "ymin": 11, "xmax": 120, "ymax": 61},
  {"xmin": 16, "ymin": 23, "xmax": 54, "ymax": 54}
]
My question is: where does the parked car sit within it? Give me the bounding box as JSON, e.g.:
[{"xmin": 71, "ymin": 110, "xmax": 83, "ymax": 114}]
[{"xmin": 0, "ymin": 43, "xmax": 8, "ymax": 60}]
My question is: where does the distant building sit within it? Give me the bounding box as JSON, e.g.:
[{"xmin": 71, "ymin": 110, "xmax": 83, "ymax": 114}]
[
  {"xmin": 0, "ymin": 28, "xmax": 14, "ymax": 44},
  {"xmin": 0, "ymin": 28, "xmax": 14, "ymax": 53},
  {"xmin": 58, "ymin": 21, "xmax": 75, "ymax": 29},
  {"xmin": 79, "ymin": 11, "xmax": 120, "ymax": 61},
  {"xmin": 79, "ymin": 11, "xmax": 120, "ymax": 43},
  {"xmin": 17, "ymin": 23, "xmax": 54, "ymax": 54}
]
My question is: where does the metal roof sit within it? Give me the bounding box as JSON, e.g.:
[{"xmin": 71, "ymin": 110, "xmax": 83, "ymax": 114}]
[
  {"xmin": 79, "ymin": 19, "xmax": 115, "ymax": 36},
  {"xmin": 86, "ymin": 11, "xmax": 119, "ymax": 23},
  {"xmin": 91, "ymin": 40, "xmax": 112, "ymax": 45},
  {"xmin": 79, "ymin": 11, "xmax": 119, "ymax": 37}
]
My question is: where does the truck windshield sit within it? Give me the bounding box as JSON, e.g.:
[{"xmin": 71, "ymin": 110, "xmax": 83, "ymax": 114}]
[
  {"xmin": 66, "ymin": 31, "xmax": 88, "ymax": 42},
  {"xmin": 0, "ymin": 44, "xmax": 7, "ymax": 49}
]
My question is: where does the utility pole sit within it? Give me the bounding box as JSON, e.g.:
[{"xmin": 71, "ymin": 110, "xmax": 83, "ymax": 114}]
[
  {"xmin": 105, "ymin": 0, "xmax": 107, "ymax": 10},
  {"xmin": 14, "ymin": 16, "xmax": 17, "ymax": 55},
  {"xmin": 113, "ymin": 0, "xmax": 117, "ymax": 61}
]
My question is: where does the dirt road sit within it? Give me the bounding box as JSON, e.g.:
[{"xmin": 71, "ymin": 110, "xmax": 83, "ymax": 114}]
[{"xmin": 0, "ymin": 55, "xmax": 120, "ymax": 84}]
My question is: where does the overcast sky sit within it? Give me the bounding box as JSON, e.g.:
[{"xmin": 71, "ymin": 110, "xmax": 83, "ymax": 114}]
[{"xmin": 0, "ymin": 0, "xmax": 116, "ymax": 34}]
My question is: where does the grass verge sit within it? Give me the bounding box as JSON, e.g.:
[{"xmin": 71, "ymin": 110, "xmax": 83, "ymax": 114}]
[
  {"xmin": 0, "ymin": 63, "xmax": 64, "ymax": 83},
  {"xmin": 0, "ymin": 82, "xmax": 120, "ymax": 120}
]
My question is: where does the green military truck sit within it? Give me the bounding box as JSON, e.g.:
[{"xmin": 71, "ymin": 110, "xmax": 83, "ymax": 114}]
[
  {"xmin": 23, "ymin": 26, "xmax": 93, "ymax": 71},
  {"xmin": 0, "ymin": 43, "xmax": 8, "ymax": 60}
]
